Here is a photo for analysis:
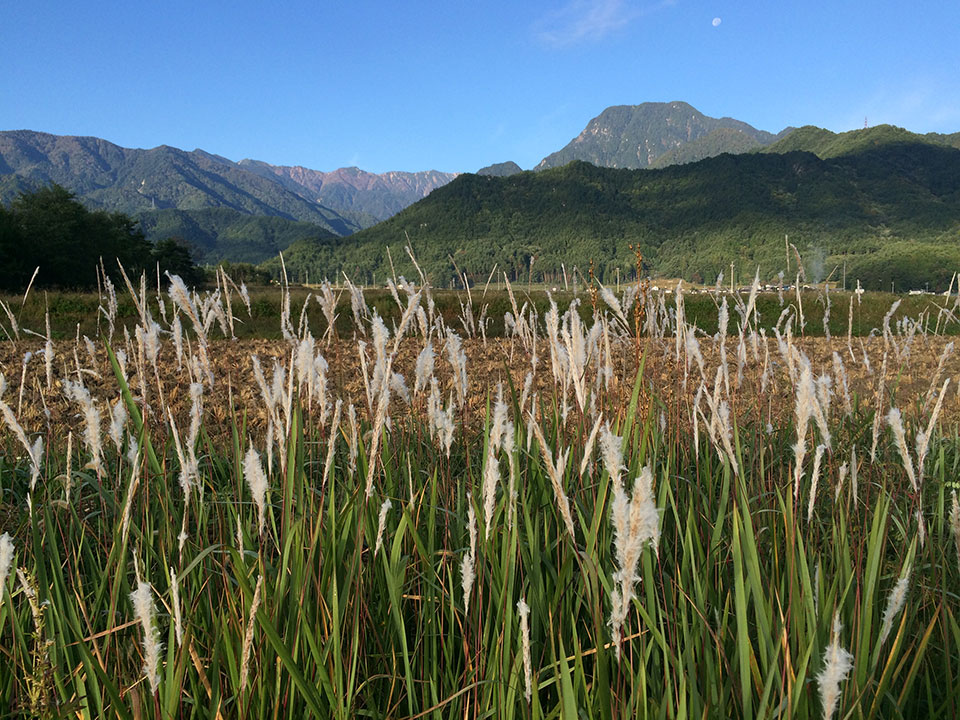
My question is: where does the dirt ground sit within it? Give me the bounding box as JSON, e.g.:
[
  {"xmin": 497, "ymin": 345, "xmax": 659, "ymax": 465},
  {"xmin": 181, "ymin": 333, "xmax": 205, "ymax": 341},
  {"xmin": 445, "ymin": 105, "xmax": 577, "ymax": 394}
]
[{"xmin": 1, "ymin": 329, "xmax": 957, "ymax": 448}]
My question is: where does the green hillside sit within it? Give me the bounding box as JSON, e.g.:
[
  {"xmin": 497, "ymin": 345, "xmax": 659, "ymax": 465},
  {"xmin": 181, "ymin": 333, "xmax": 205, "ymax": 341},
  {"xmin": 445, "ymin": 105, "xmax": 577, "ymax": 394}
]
[
  {"xmin": 136, "ymin": 208, "xmax": 336, "ymax": 265},
  {"xmin": 763, "ymin": 123, "xmax": 960, "ymax": 158},
  {"xmin": 283, "ymin": 142, "xmax": 960, "ymax": 291}
]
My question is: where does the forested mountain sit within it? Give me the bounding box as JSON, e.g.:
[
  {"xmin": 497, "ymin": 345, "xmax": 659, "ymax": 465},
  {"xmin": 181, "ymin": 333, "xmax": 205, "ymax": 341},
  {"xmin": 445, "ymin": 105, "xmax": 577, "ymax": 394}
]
[
  {"xmin": 294, "ymin": 138, "xmax": 960, "ymax": 291},
  {"xmin": 477, "ymin": 161, "xmax": 523, "ymax": 177},
  {"xmin": 0, "ymin": 130, "xmax": 454, "ymax": 260},
  {"xmin": 535, "ymin": 102, "xmax": 785, "ymax": 170}
]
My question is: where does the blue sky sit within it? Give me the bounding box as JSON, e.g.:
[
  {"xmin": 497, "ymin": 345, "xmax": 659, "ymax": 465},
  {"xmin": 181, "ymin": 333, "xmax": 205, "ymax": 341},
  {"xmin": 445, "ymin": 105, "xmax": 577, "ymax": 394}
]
[{"xmin": 3, "ymin": 1, "xmax": 959, "ymax": 174}]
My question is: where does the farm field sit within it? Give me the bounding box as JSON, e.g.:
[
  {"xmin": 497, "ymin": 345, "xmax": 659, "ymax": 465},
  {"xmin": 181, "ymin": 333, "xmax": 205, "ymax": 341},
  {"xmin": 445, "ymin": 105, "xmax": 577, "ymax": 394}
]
[{"xmin": 2, "ymin": 272, "xmax": 960, "ymax": 718}]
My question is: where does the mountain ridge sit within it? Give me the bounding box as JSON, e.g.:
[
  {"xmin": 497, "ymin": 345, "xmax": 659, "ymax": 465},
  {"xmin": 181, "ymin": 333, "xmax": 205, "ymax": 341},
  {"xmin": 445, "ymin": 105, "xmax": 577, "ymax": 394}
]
[{"xmin": 535, "ymin": 101, "xmax": 784, "ymax": 171}]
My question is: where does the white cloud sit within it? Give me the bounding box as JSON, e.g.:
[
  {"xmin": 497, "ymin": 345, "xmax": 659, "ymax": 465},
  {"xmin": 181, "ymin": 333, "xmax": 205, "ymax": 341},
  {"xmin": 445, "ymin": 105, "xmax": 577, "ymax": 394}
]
[{"xmin": 534, "ymin": 0, "xmax": 658, "ymax": 48}]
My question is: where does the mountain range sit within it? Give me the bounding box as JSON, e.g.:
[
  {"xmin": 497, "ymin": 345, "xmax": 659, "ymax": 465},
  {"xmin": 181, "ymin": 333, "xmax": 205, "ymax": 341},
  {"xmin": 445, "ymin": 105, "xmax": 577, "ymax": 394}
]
[
  {"xmin": 0, "ymin": 130, "xmax": 455, "ymax": 263},
  {"xmin": 300, "ymin": 124, "xmax": 960, "ymax": 291},
  {"xmin": 3, "ymin": 102, "xmax": 960, "ymax": 289}
]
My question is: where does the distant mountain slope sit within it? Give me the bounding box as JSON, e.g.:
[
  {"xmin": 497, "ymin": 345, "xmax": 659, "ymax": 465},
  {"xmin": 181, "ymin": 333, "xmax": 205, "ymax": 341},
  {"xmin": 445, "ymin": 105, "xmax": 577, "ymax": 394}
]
[
  {"xmin": 136, "ymin": 208, "xmax": 336, "ymax": 265},
  {"xmin": 0, "ymin": 130, "xmax": 360, "ymax": 235},
  {"xmin": 477, "ymin": 161, "xmax": 523, "ymax": 177},
  {"xmin": 535, "ymin": 101, "xmax": 782, "ymax": 170},
  {"xmin": 0, "ymin": 131, "xmax": 457, "ymax": 246},
  {"xmin": 237, "ymin": 160, "xmax": 457, "ymax": 222},
  {"xmin": 303, "ymin": 141, "xmax": 960, "ymax": 291}
]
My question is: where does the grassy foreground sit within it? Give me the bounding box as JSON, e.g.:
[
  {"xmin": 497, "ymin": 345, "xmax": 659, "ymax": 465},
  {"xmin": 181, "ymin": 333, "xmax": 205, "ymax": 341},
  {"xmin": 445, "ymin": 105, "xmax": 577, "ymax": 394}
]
[{"xmin": 1, "ymin": 272, "xmax": 960, "ymax": 718}]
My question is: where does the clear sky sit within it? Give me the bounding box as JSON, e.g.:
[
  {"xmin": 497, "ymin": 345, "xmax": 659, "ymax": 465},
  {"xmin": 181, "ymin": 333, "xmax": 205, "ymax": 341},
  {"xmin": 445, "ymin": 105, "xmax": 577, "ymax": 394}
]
[{"xmin": 3, "ymin": 1, "xmax": 959, "ymax": 174}]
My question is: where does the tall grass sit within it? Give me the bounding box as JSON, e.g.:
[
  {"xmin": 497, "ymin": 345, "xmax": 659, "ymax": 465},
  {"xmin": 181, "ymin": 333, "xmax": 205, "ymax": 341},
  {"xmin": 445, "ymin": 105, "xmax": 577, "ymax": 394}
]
[{"xmin": 0, "ymin": 266, "xmax": 959, "ymax": 718}]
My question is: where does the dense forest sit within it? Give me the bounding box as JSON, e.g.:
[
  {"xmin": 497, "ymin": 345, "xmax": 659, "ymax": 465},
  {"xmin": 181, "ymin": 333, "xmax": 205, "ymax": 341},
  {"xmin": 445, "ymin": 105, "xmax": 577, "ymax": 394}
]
[{"xmin": 0, "ymin": 185, "xmax": 202, "ymax": 290}]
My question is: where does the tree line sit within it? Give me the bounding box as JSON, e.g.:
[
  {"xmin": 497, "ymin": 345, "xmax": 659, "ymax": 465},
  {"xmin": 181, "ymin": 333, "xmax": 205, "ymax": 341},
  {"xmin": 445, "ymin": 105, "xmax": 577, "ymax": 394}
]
[{"xmin": 0, "ymin": 184, "xmax": 204, "ymax": 291}]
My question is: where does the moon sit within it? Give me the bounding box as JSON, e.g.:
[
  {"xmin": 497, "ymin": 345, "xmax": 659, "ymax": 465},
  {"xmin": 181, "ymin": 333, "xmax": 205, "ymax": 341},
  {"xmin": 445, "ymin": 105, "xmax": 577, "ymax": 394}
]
[{"xmin": 712, "ymin": 17, "xmax": 721, "ymax": 27}]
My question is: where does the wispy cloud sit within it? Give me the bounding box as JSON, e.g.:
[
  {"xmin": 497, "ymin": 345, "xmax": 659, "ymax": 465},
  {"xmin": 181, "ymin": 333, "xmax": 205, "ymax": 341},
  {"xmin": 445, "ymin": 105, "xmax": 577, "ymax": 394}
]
[
  {"xmin": 534, "ymin": 0, "xmax": 673, "ymax": 48},
  {"xmin": 836, "ymin": 76, "xmax": 960, "ymax": 133}
]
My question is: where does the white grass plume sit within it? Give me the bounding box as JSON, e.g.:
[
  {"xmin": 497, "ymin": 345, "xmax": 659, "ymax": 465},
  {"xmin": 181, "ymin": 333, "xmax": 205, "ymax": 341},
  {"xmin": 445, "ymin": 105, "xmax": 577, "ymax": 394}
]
[
  {"xmin": 244, "ymin": 443, "xmax": 269, "ymax": 537},
  {"xmin": 239, "ymin": 574, "xmax": 264, "ymax": 694},
  {"xmin": 131, "ymin": 580, "xmax": 162, "ymax": 694},
  {"xmin": 529, "ymin": 416, "xmax": 576, "ymax": 541},
  {"xmin": 599, "ymin": 422, "xmax": 625, "ymax": 489},
  {"xmin": 461, "ymin": 503, "xmax": 477, "ymax": 613},
  {"xmin": 0, "ymin": 532, "xmax": 13, "ymax": 600},
  {"xmin": 878, "ymin": 570, "xmax": 910, "ymax": 647},
  {"xmin": 818, "ymin": 612, "xmax": 854, "ymax": 720},
  {"xmin": 807, "ymin": 443, "xmax": 828, "ymax": 523},
  {"xmin": 374, "ymin": 497, "xmax": 393, "ymax": 558},
  {"xmin": 63, "ymin": 378, "xmax": 103, "ymax": 475},
  {"xmin": 517, "ymin": 597, "xmax": 533, "ymax": 703},
  {"xmin": 886, "ymin": 408, "xmax": 917, "ymax": 491},
  {"xmin": 608, "ymin": 464, "xmax": 660, "ymax": 661},
  {"xmin": 169, "ymin": 567, "xmax": 183, "ymax": 648},
  {"xmin": 413, "ymin": 342, "xmax": 435, "ymax": 396}
]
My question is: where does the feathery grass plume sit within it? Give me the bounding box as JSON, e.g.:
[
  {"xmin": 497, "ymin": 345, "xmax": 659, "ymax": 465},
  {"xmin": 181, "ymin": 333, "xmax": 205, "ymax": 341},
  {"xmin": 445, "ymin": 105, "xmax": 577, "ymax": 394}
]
[
  {"xmin": 882, "ymin": 298, "xmax": 902, "ymax": 357},
  {"xmin": 517, "ymin": 597, "xmax": 533, "ymax": 703},
  {"xmin": 886, "ymin": 408, "xmax": 917, "ymax": 491},
  {"xmin": 120, "ymin": 436, "xmax": 142, "ymax": 546},
  {"xmin": 0, "ymin": 379, "xmax": 44, "ymax": 490},
  {"xmin": 17, "ymin": 351, "xmax": 31, "ymax": 417},
  {"xmin": 365, "ymin": 358, "xmax": 393, "ymax": 498},
  {"xmin": 807, "ymin": 444, "xmax": 828, "ymax": 522},
  {"xmin": 461, "ymin": 504, "xmax": 477, "ymax": 613},
  {"xmin": 316, "ymin": 279, "xmax": 339, "ymax": 346},
  {"xmin": 599, "ymin": 422, "xmax": 625, "ymax": 489},
  {"xmin": 445, "ymin": 329, "xmax": 468, "ymax": 407},
  {"xmin": 598, "ymin": 281, "xmax": 629, "ymax": 330},
  {"xmin": 369, "ymin": 313, "xmax": 390, "ymax": 399},
  {"xmin": 168, "ymin": 410, "xmax": 196, "ymax": 507},
  {"xmin": 951, "ymin": 492, "xmax": 960, "ymax": 572},
  {"xmin": 528, "ymin": 416, "xmax": 576, "ymax": 541},
  {"xmin": 44, "ymin": 305, "xmax": 53, "ymax": 391},
  {"xmin": 322, "ymin": 399, "xmax": 342, "ymax": 491},
  {"xmin": 374, "ymin": 497, "xmax": 393, "ymax": 558},
  {"xmin": 244, "ymin": 443, "xmax": 269, "ymax": 537},
  {"xmin": 674, "ymin": 280, "xmax": 685, "ymax": 362},
  {"xmin": 818, "ymin": 612, "xmax": 854, "ymax": 720},
  {"xmin": 793, "ymin": 360, "xmax": 821, "ymax": 499},
  {"xmin": 108, "ymin": 398, "xmax": 128, "ymax": 454},
  {"xmin": 239, "ymin": 574, "xmax": 264, "ymax": 694},
  {"xmin": 413, "ymin": 342, "xmax": 435, "ymax": 396},
  {"xmin": 878, "ymin": 569, "xmax": 911, "ymax": 647},
  {"xmin": 870, "ymin": 351, "xmax": 889, "ymax": 461},
  {"xmin": 836, "ymin": 463, "xmax": 848, "ymax": 502},
  {"xmin": 609, "ymin": 464, "xmax": 661, "ymax": 660},
  {"xmin": 167, "ymin": 272, "xmax": 213, "ymax": 385},
  {"xmin": 171, "ymin": 312, "xmax": 183, "ymax": 370},
  {"xmin": 347, "ymin": 403, "xmax": 359, "ymax": 474},
  {"xmin": 832, "ymin": 352, "xmax": 852, "ymax": 417},
  {"xmin": 391, "ymin": 289, "xmax": 421, "ymax": 354},
  {"xmin": 0, "ymin": 532, "xmax": 13, "ymax": 599},
  {"xmin": 579, "ymin": 414, "xmax": 604, "ymax": 477},
  {"xmin": 63, "ymin": 378, "xmax": 103, "ymax": 476},
  {"xmin": 481, "ymin": 386, "xmax": 510, "ymax": 539},
  {"xmin": 131, "ymin": 580, "xmax": 162, "ymax": 694},
  {"xmin": 917, "ymin": 378, "xmax": 949, "ymax": 482},
  {"xmin": 923, "ymin": 342, "xmax": 954, "ymax": 414},
  {"xmin": 169, "ymin": 567, "xmax": 183, "ymax": 648}
]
